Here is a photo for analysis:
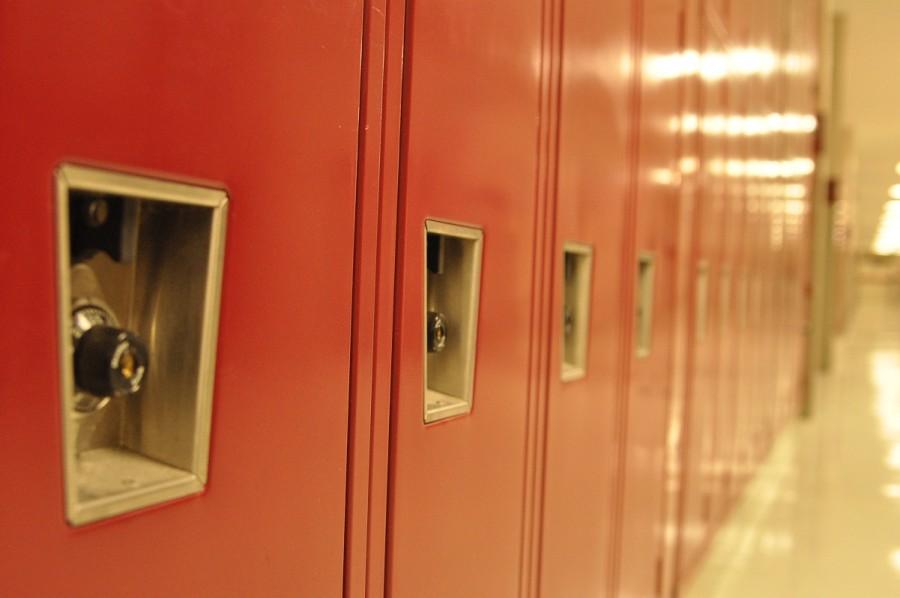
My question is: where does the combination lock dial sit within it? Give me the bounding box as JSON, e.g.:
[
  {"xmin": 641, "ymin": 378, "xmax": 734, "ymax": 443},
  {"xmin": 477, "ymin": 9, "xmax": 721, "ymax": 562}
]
[
  {"xmin": 72, "ymin": 304, "xmax": 149, "ymax": 401},
  {"xmin": 427, "ymin": 311, "xmax": 448, "ymax": 353}
]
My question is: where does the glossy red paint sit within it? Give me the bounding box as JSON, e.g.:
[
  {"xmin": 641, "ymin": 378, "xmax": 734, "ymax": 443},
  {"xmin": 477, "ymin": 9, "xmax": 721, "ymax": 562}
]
[
  {"xmin": 344, "ymin": 1, "xmax": 407, "ymax": 597},
  {"xmin": 384, "ymin": 1, "xmax": 545, "ymax": 596},
  {"xmin": 0, "ymin": 2, "xmax": 822, "ymax": 596},
  {"xmin": 0, "ymin": 3, "xmax": 364, "ymax": 595},
  {"xmin": 537, "ymin": 0, "xmax": 634, "ymax": 595},
  {"xmin": 753, "ymin": 0, "xmax": 784, "ymax": 469},
  {"xmin": 710, "ymin": 0, "xmax": 748, "ymax": 524},
  {"xmin": 718, "ymin": 0, "xmax": 750, "ymax": 515},
  {"xmin": 778, "ymin": 0, "xmax": 818, "ymax": 428},
  {"xmin": 661, "ymin": 0, "xmax": 702, "ymax": 593},
  {"xmin": 672, "ymin": 0, "xmax": 820, "ymax": 590},
  {"xmin": 675, "ymin": 8, "xmax": 730, "ymax": 578},
  {"xmin": 614, "ymin": 0, "xmax": 685, "ymax": 596},
  {"xmin": 739, "ymin": 0, "xmax": 771, "ymax": 485}
]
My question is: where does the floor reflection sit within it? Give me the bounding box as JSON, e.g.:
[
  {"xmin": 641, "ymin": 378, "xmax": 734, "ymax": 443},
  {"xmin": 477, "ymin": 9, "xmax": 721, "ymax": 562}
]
[{"xmin": 684, "ymin": 284, "xmax": 900, "ymax": 598}]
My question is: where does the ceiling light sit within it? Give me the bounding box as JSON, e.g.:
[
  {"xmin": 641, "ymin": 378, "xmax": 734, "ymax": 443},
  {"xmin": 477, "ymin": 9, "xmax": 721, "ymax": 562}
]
[
  {"xmin": 891, "ymin": 185, "xmax": 900, "ymax": 200},
  {"xmin": 895, "ymin": 162, "xmax": 900, "ymax": 176}
]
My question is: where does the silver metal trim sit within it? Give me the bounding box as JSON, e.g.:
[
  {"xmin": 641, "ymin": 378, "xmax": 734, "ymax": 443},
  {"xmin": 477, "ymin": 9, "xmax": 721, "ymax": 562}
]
[
  {"xmin": 636, "ymin": 252, "xmax": 656, "ymax": 359},
  {"xmin": 561, "ymin": 242, "xmax": 594, "ymax": 382},
  {"xmin": 423, "ymin": 219, "xmax": 483, "ymax": 424},
  {"xmin": 55, "ymin": 163, "xmax": 228, "ymax": 525},
  {"xmin": 696, "ymin": 260, "xmax": 711, "ymax": 344}
]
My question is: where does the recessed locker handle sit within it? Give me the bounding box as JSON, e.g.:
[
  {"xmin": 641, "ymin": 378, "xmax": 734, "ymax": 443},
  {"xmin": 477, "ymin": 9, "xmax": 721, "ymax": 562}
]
[
  {"xmin": 56, "ymin": 164, "xmax": 228, "ymax": 526},
  {"xmin": 695, "ymin": 260, "xmax": 710, "ymax": 344},
  {"xmin": 423, "ymin": 219, "xmax": 483, "ymax": 424},
  {"xmin": 561, "ymin": 242, "xmax": 593, "ymax": 381},
  {"xmin": 635, "ymin": 253, "xmax": 656, "ymax": 358}
]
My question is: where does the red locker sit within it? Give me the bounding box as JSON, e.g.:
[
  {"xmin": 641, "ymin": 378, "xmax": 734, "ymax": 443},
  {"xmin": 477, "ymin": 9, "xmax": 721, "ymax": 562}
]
[
  {"xmin": 778, "ymin": 0, "xmax": 817, "ymax": 426},
  {"xmin": 709, "ymin": 0, "xmax": 753, "ymax": 524},
  {"xmin": 675, "ymin": 9, "xmax": 730, "ymax": 579},
  {"xmin": 738, "ymin": 0, "xmax": 769, "ymax": 480},
  {"xmin": 384, "ymin": 1, "xmax": 545, "ymax": 595},
  {"xmin": 0, "ymin": 3, "xmax": 364, "ymax": 595},
  {"xmin": 343, "ymin": 1, "xmax": 407, "ymax": 596},
  {"xmin": 537, "ymin": 0, "xmax": 634, "ymax": 595},
  {"xmin": 615, "ymin": 0, "xmax": 684, "ymax": 595},
  {"xmin": 723, "ymin": 0, "xmax": 756, "ymax": 507},
  {"xmin": 0, "ymin": 2, "xmax": 823, "ymax": 597},
  {"xmin": 755, "ymin": 0, "xmax": 784, "ymax": 465},
  {"xmin": 663, "ymin": 0, "xmax": 702, "ymax": 593},
  {"xmin": 731, "ymin": 27, "xmax": 761, "ymax": 497}
]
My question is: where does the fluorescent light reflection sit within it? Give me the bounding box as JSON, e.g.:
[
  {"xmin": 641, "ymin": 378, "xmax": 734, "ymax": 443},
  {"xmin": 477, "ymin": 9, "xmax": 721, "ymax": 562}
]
[
  {"xmin": 890, "ymin": 185, "xmax": 900, "ymax": 200},
  {"xmin": 870, "ymin": 351, "xmax": 900, "ymax": 441},
  {"xmin": 644, "ymin": 48, "xmax": 814, "ymax": 81},
  {"xmin": 785, "ymin": 184, "xmax": 808, "ymax": 200},
  {"xmin": 887, "ymin": 445, "xmax": 900, "ymax": 471},
  {"xmin": 872, "ymin": 201, "xmax": 900, "ymax": 255},
  {"xmin": 706, "ymin": 158, "xmax": 814, "ymax": 179},
  {"xmin": 785, "ymin": 198, "xmax": 807, "ymax": 216},
  {"xmin": 679, "ymin": 157, "xmax": 699, "ymax": 174},
  {"xmin": 650, "ymin": 168, "xmax": 678, "ymax": 185},
  {"xmin": 675, "ymin": 112, "xmax": 817, "ymax": 136},
  {"xmin": 888, "ymin": 549, "xmax": 900, "ymax": 578}
]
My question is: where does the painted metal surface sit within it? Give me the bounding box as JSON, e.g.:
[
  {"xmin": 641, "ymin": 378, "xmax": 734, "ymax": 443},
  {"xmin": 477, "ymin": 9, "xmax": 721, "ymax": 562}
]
[
  {"xmin": 344, "ymin": 1, "xmax": 407, "ymax": 596},
  {"xmin": 537, "ymin": 0, "xmax": 634, "ymax": 595},
  {"xmin": 0, "ymin": 3, "xmax": 364, "ymax": 595},
  {"xmin": 384, "ymin": 1, "xmax": 544, "ymax": 596},
  {"xmin": 711, "ymin": 0, "xmax": 749, "ymax": 524},
  {"xmin": 672, "ymin": 0, "xmax": 821, "ymax": 591},
  {"xmin": 660, "ymin": 0, "xmax": 702, "ymax": 592},
  {"xmin": 615, "ymin": 0, "xmax": 685, "ymax": 596},
  {"xmin": 676, "ymin": 9, "xmax": 731, "ymax": 580},
  {"xmin": 0, "ymin": 1, "xmax": 821, "ymax": 596}
]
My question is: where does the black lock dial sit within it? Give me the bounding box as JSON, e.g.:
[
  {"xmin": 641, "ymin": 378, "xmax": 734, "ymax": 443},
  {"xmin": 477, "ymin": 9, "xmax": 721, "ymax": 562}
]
[
  {"xmin": 427, "ymin": 311, "xmax": 448, "ymax": 353},
  {"xmin": 74, "ymin": 325, "xmax": 149, "ymax": 398}
]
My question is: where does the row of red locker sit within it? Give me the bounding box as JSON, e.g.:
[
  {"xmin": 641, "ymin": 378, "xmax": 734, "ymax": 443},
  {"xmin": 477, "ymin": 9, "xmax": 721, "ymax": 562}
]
[{"xmin": 0, "ymin": 0, "xmax": 817, "ymax": 596}]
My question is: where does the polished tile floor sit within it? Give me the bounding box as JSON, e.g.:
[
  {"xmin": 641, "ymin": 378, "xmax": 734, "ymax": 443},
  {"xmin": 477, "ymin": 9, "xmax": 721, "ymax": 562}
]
[{"xmin": 684, "ymin": 284, "xmax": 900, "ymax": 598}]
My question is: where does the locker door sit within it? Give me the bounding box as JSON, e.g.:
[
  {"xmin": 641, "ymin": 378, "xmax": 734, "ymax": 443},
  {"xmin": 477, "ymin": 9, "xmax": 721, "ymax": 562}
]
[
  {"xmin": 663, "ymin": 0, "xmax": 702, "ymax": 592},
  {"xmin": 738, "ymin": 0, "xmax": 770, "ymax": 486},
  {"xmin": 717, "ymin": 0, "xmax": 752, "ymax": 514},
  {"xmin": 754, "ymin": 0, "xmax": 783, "ymax": 464},
  {"xmin": 538, "ymin": 0, "xmax": 633, "ymax": 595},
  {"xmin": 676, "ymin": 14, "xmax": 730, "ymax": 579},
  {"xmin": 615, "ymin": 0, "xmax": 685, "ymax": 595},
  {"xmin": 385, "ymin": 1, "xmax": 544, "ymax": 596},
  {"xmin": 0, "ymin": 4, "xmax": 363, "ymax": 595},
  {"xmin": 708, "ymin": 2, "xmax": 744, "ymax": 525},
  {"xmin": 778, "ymin": 0, "xmax": 816, "ymax": 426}
]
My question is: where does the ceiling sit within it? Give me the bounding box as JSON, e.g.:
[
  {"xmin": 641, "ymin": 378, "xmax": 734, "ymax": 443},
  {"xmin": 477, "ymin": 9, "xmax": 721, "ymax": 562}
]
[{"xmin": 833, "ymin": 0, "xmax": 900, "ymax": 250}]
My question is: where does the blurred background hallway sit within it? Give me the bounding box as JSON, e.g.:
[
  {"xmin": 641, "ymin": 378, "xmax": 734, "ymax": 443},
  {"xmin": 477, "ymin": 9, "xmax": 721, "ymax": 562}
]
[{"xmin": 685, "ymin": 281, "xmax": 900, "ymax": 598}]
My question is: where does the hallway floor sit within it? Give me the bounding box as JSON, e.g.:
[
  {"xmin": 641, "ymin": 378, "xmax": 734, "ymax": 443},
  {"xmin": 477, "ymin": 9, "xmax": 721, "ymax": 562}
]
[{"xmin": 684, "ymin": 284, "xmax": 900, "ymax": 598}]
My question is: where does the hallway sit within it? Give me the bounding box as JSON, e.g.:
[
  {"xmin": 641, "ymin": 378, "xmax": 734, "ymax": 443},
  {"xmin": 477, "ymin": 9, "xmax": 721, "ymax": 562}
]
[{"xmin": 685, "ymin": 284, "xmax": 900, "ymax": 597}]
